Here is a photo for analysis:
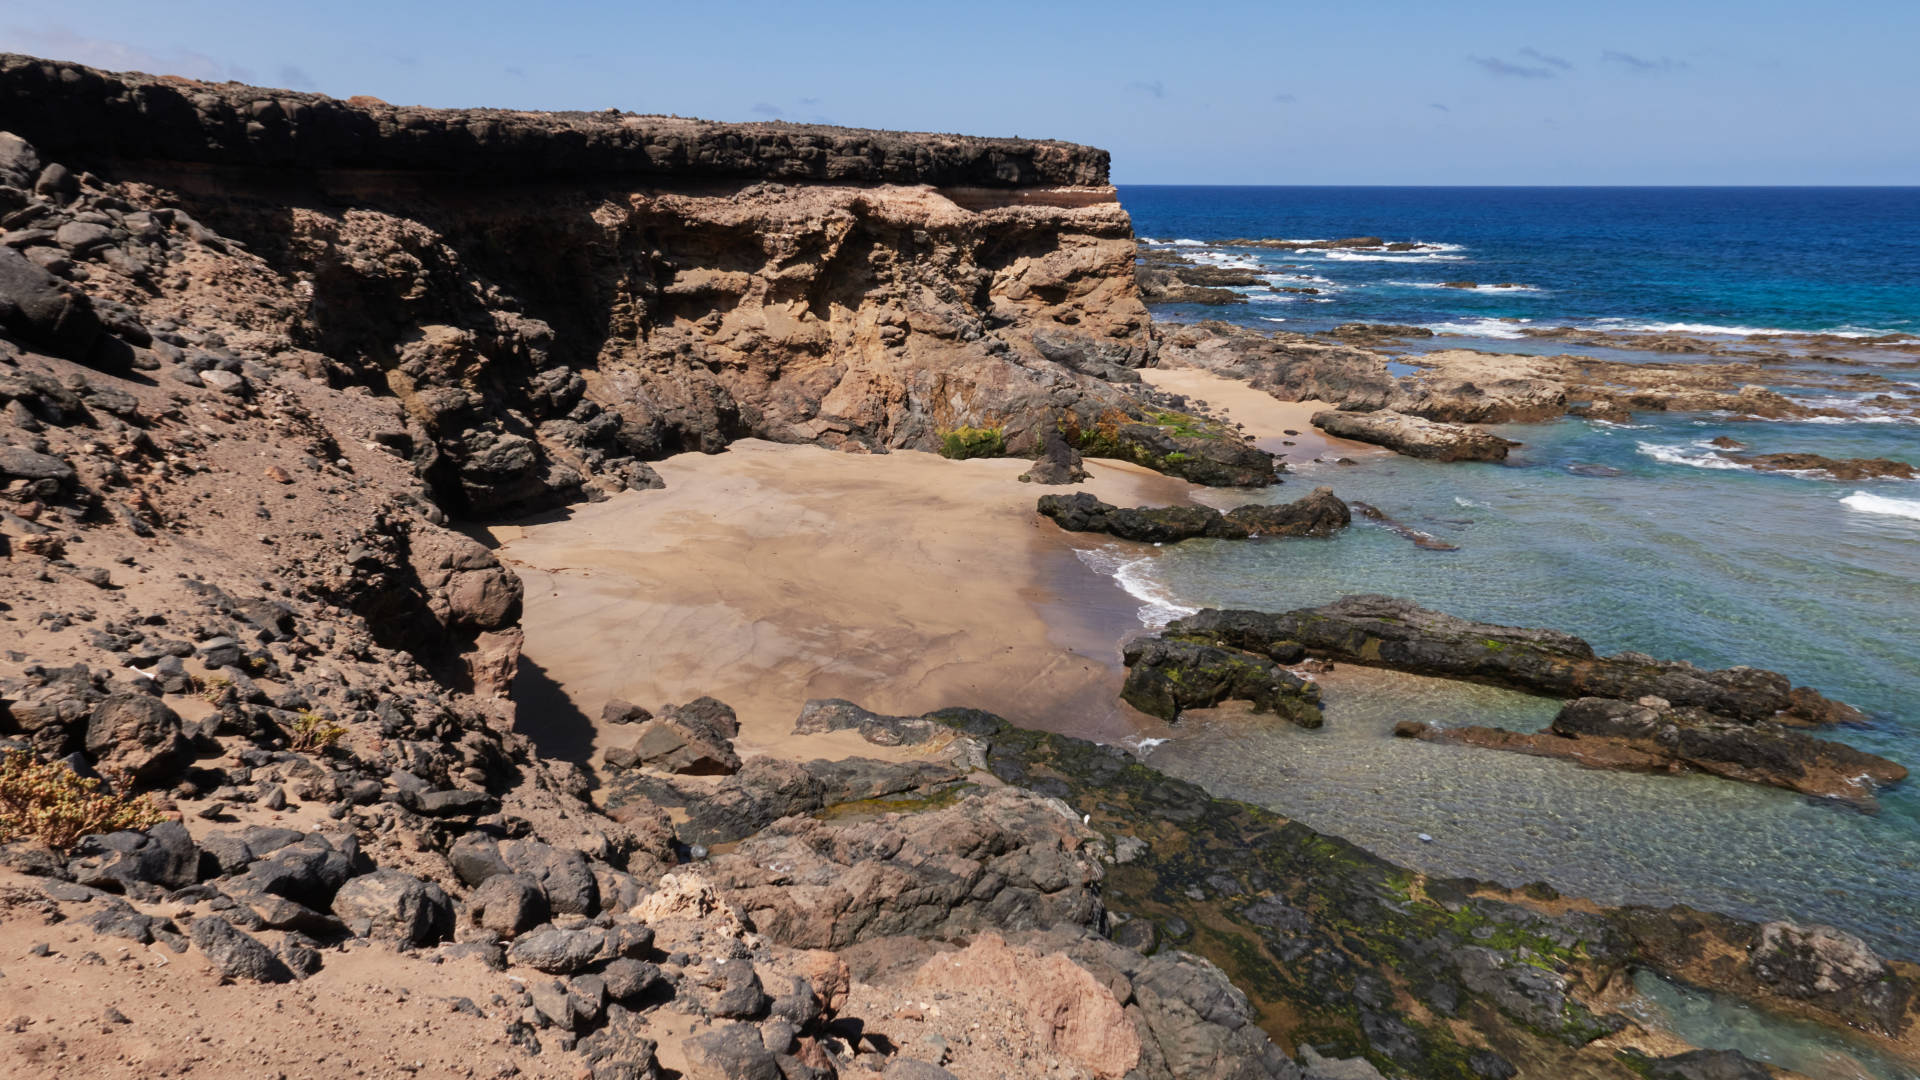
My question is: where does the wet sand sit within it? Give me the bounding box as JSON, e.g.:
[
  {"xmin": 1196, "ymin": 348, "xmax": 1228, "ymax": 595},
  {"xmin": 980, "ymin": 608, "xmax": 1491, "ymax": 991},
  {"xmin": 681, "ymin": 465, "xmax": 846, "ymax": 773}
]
[{"xmin": 489, "ymin": 440, "xmax": 1191, "ymax": 766}]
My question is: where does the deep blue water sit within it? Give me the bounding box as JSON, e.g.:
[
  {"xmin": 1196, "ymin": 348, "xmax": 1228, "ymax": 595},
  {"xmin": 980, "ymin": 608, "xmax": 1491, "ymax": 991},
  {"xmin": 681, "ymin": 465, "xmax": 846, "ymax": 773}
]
[
  {"xmin": 1081, "ymin": 187, "xmax": 1920, "ymax": 982},
  {"xmin": 1117, "ymin": 186, "xmax": 1920, "ymax": 339}
]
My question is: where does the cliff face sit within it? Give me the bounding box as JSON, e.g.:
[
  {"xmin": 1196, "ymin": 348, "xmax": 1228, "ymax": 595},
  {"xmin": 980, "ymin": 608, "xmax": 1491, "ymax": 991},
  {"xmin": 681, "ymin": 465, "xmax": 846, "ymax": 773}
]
[{"xmin": 0, "ymin": 54, "xmax": 1167, "ymax": 516}]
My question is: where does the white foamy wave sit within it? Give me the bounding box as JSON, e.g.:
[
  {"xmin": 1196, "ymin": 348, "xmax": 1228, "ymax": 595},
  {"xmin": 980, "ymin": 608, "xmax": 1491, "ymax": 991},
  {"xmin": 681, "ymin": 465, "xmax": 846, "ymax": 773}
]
[
  {"xmin": 1387, "ymin": 280, "xmax": 1544, "ymax": 293},
  {"xmin": 1323, "ymin": 251, "xmax": 1469, "ymax": 263},
  {"xmin": 1586, "ymin": 418, "xmax": 1653, "ymax": 430},
  {"xmin": 1259, "ymin": 317, "xmax": 1288, "ymax": 323},
  {"xmin": 1589, "ymin": 319, "xmax": 1915, "ymax": 340},
  {"xmin": 1842, "ymin": 492, "xmax": 1920, "ymax": 521},
  {"xmin": 1453, "ymin": 496, "xmax": 1488, "ymax": 509},
  {"xmin": 1635, "ymin": 442, "xmax": 1751, "ymax": 471},
  {"xmin": 1072, "ymin": 547, "xmax": 1199, "ymax": 628},
  {"xmin": 1170, "ymin": 238, "xmax": 1206, "ymax": 247},
  {"xmin": 1425, "ymin": 318, "xmax": 1532, "ymax": 340},
  {"xmin": 1121, "ymin": 735, "xmax": 1170, "ymax": 757},
  {"xmin": 1800, "ymin": 415, "xmax": 1919, "ymax": 426}
]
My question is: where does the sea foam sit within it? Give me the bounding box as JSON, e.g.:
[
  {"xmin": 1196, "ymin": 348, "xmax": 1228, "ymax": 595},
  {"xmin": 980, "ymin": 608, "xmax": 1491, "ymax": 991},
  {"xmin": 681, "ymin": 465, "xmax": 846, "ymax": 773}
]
[
  {"xmin": 1323, "ymin": 251, "xmax": 1468, "ymax": 263},
  {"xmin": 1425, "ymin": 318, "xmax": 1532, "ymax": 340},
  {"xmin": 1636, "ymin": 442, "xmax": 1750, "ymax": 471},
  {"xmin": 1072, "ymin": 546, "xmax": 1198, "ymax": 627},
  {"xmin": 1842, "ymin": 492, "xmax": 1920, "ymax": 522}
]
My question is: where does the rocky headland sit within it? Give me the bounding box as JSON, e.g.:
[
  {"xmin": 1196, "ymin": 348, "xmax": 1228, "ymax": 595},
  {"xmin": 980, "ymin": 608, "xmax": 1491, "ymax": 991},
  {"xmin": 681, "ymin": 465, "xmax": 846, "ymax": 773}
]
[
  {"xmin": 1, "ymin": 54, "xmax": 1916, "ymax": 1080},
  {"xmin": 1151, "ymin": 320, "xmax": 1920, "ymax": 465}
]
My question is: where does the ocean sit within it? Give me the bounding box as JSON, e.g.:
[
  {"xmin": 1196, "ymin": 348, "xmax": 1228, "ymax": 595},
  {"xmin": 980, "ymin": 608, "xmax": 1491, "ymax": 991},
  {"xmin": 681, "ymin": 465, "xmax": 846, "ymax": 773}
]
[
  {"xmin": 1121, "ymin": 185, "xmax": 1920, "ymax": 340},
  {"xmin": 1101, "ymin": 187, "xmax": 1920, "ymax": 973}
]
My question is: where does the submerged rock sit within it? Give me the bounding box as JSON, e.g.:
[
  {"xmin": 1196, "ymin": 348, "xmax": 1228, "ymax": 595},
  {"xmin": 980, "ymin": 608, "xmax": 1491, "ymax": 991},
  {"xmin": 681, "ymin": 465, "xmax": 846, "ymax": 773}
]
[
  {"xmin": 1396, "ymin": 692, "xmax": 1907, "ymax": 808},
  {"xmin": 1728, "ymin": 452, "xmax": 1918, "ymax": 481}
]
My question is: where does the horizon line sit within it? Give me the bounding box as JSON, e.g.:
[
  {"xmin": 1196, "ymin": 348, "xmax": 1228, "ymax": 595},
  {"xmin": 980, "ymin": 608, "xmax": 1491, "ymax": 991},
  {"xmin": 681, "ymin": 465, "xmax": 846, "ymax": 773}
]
[{"xmin": 1112, "ymin": 182, "xmax": 1920, "ymax": 189}]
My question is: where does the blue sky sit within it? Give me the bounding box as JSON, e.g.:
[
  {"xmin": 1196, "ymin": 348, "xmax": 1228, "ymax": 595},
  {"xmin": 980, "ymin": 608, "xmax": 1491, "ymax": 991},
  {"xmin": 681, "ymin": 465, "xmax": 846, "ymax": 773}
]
[{"xmin": 4, "ymin": 1, "xmax": 1915, "ymax": 184}]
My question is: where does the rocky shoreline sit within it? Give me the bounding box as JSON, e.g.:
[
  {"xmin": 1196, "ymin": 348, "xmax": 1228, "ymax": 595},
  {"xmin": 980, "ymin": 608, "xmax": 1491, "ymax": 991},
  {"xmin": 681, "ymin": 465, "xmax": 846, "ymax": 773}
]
[
  {"xmin": 2, "ymin": 54, "xmax": 1916, "ymax": 1080},
  {"xmin": 1125, "ymin": 596, "xmax": 1902, "ymax": 806}
]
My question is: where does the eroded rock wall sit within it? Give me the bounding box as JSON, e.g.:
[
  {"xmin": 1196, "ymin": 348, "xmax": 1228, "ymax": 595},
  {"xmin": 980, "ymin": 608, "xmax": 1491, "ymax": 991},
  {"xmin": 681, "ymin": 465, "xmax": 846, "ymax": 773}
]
[{"xmin": 0, "ymin": 53, "xmax": 1160, "ymax": 517}]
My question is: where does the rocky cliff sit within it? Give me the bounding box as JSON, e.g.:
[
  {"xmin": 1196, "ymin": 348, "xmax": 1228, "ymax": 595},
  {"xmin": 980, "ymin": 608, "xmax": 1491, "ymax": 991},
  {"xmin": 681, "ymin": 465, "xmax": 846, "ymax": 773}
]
[{"xmin": 0, "ymin": 53, "xmax": 1282, "ymax": 520}]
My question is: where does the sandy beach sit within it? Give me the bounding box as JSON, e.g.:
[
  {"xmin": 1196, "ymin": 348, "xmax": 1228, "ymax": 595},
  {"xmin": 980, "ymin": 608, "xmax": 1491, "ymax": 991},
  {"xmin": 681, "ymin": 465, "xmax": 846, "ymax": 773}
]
[
  {"xmin": 1137, "ymin": 365, "xmax": 1383, "ymax": 467},
  {"xmin": 490, "ymin": 442, "xmax": 1198, "ymax": 765}
]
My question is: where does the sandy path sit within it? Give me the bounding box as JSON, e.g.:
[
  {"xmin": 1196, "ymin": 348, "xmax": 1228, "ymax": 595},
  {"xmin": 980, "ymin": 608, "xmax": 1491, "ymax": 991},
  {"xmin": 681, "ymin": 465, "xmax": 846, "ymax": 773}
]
[
  {"xmin": 1137, "ymin": 365, "xmax": 1379, "ymax": 464},
  {"xmin": 490, "ymin": 441, "xmax": 1195, "ymax": 765}
]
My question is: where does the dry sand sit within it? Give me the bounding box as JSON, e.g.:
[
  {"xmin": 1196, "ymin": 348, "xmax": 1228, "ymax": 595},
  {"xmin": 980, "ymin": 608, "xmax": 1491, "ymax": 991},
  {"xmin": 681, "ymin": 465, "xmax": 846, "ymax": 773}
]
[
  {"xmin": 1137, "ymin": 365, "xmax": 1377, "ymax": 464},
  {"xmin": 490, "ymin": 442, "xmax": 1195, "ymax": 766}
]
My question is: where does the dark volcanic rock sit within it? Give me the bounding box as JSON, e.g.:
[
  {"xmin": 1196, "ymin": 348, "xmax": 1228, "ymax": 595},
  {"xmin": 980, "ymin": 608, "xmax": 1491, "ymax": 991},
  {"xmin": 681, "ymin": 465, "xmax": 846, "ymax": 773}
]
[
  {"xmin": 84, "ymin": 693, "xmax": 189, "ymax": 785},
  {"xmin": 1017, "ymin": 427, "xmax": 1090, "ymax": 485},
  {"xmin": 189, "ymin": 914, "xmax": 292, "ymax": 983},
  {"xmin": 604, "ymin": 696, "xmax": 742, "ymax": 776},
  {"xmin": 1037, "ymin": 491, "xmax": 1236, "ymax": 543},
  {"xmin": 1120, "ymin": 636, "xmax": 1323, "ymax": 726},
  {"xmin": 1553, "ymin": 697, "xmax": 1905, "ymax": 804},
  {"xmin": 1168, "ymin": 594, "xmax": 1858, "ymax": 724},
  {"xmin": 1036, "ymin": 487, "xmax": 1349, "ymax": 543},
  {"xmin": 330, "ymin": 868, "xmax": 455, "ymax": 947},
  {"xmin": 0, "ymin": 244, "xmax": 103, "ymax": 360},
  {"xmin": 0, "ymin": 54, "xmax": 1108, "ymax": 188}
]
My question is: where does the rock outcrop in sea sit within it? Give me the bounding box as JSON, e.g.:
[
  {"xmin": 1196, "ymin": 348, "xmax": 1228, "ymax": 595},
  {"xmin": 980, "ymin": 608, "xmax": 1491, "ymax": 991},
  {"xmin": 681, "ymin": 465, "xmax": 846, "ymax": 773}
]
[{"xmin": 1131, "ymin": 595, "xmax": 1902, "ymax": 805}]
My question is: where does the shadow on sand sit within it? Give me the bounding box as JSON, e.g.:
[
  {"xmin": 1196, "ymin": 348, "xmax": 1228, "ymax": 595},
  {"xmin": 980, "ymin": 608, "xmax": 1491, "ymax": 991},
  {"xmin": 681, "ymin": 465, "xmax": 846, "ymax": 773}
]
[{"xmin": 512, "ymin": 654, "xmax": 600, "ymax": 786}]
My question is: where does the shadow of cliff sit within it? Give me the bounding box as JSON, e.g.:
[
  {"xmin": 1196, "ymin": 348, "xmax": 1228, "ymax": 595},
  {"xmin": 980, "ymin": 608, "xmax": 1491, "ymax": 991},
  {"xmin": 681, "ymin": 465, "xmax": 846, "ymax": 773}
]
[{"xmin": 511, "ymin": 655, "xmax": 600, "ymax": 784}]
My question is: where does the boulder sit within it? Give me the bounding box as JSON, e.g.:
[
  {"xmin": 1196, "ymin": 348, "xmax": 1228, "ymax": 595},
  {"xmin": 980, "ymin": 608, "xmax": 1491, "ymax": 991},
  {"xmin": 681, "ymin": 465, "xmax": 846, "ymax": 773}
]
[
  {"xmin": 469, "ymin": 872, "xmax": 549, "ymax": 937},
  {"xmin": 1120, "ymin": 636, "xmax": 1322, "ymax": 726},
  {"xmin": 330, "ymin": 868, "xmax": 454, "ymax": 946},
  {"xmin": 189, "ymin": 914, "xmax": 291, "ymax": 983},
  {"xmin": 1017, "ymin": 427, "xmax": 1089, "ymax": 485},
  {"xmin": 0, "ymin": 245, "xmax": 102, "ymax": 360},
  {"xmin": 84, "ymin": 693, "xmax": 188, "ymax": 785},
  {"xmin": 68, "ymin": 822, "xmax": 198, "ymax": 890},
  {"xmin": 681, "ymin": 1022, "xmax": 781, "ymax": 1080},
  {"xmin": 507, "ymin": 925, "xmax": 605, "ymax": 974},
  {"xmin": 601, "ymin": 957, "xmax": 665, "ymax": 1002},
  {"xmin": 606, "ymin": 697, "xmax": 741, "ymax": 776},
  {"xmin": 913, "ymin": 932, "xmax": 1139, "ymax": 1078},
  {"xmin": 500, "ymin": 839, "xmax": 599, "ymax": 915}
]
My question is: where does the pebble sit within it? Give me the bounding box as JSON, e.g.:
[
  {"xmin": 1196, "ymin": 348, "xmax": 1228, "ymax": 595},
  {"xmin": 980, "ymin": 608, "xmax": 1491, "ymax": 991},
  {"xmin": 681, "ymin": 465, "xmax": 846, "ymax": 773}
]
[{"xmin": 1418, "ymin": 833, "xmax": 1434, "ymax": 843}]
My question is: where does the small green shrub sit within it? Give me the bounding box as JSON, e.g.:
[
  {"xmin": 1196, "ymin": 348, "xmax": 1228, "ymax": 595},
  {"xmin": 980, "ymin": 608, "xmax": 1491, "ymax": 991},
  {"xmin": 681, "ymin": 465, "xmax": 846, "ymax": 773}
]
[
  {"xmin": 0, "ymin": 752, "xmax": 165, "ymax": 851},
  {"xmin": 289, "ymin": 710, "xmax": 348, "ymax": 752},
  {"xmin": 939, "ymin": 426, "xmax": 1007, "ymax": 460}
]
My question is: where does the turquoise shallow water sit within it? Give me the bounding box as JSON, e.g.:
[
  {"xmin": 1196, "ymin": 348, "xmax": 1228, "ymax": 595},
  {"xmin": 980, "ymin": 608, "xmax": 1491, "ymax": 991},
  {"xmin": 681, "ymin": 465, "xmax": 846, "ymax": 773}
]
[
  {"xmin": 1102, "ymin": 407, "xmax": 1920, "ymax": 958},
  {"xmin": 1097, "ymin": 185, "xmax": 1920, "ymax": 1067}
]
